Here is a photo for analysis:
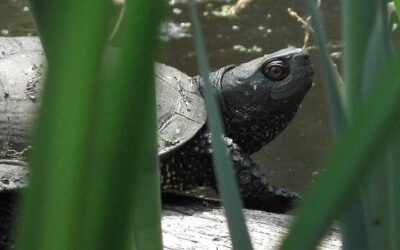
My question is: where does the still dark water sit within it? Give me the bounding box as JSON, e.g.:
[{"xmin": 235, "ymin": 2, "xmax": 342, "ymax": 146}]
[{"xmin": 0, "ymin": 0, "xmax": 343, "ymax": 194}]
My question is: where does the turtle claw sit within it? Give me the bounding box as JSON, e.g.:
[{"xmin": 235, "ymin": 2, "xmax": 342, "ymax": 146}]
[
  {"xmin": 271, "ymin": 189, "xmax": 302, "ymax": 213},
  {"xmin": 242, "ymin": 186, "xmax": 302, "ymax": 214},
  {"xmin": 223, "ymin": 140, "xmax": 303, "ymax": 213}
]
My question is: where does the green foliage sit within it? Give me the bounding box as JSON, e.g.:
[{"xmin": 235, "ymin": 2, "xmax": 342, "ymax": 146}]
[
  {"xmin": 17, "ymin": 1, "xmax": 162, "ymax": 250},
  {"xmin": 394, "ymin": 1, "xmax": 400, "ymax": 20},
  {"xmin": 281, "ymin": 0, "xmax": 400, "ymax": 249}
]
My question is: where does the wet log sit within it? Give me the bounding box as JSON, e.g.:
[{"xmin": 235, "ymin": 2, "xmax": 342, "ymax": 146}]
[
  {"xmin": 162, "ymin": 196, "xmax": 342, "ymax": 250},
  {"xmin": 0, "ymin": 162, "xmax": 341, "ymax": 250}
]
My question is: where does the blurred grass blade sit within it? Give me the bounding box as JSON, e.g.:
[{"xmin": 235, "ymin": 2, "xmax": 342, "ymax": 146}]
[
  {"xmin": 80, "ymin": 1, "xmax": 163, "ymax": 250},
  {"xmin": 394, "ymin": 1, "xmax": 400, "ymax": 18},
  {"xmin": 360, "ymin": 3, "xmax": 395, "ymax": 249},
  {"xmin": 188, "ymin": 1, "xmax": 252, "ymax": 249},
  {"xmin": 280, "ymin": 57, "xmax": 400, "ymax": 250},
  {"xmin": 306, "ymin": 0, "xmax": 347, "ymax": 135},
  {"xmin": 342, "ymin": 0, "xmax": 376, "ymax": 116},
  {"xmin": 18, "ymin": 0, "xmax": 112, "ymax": 249},
  {"xmin": 24, "ymin": 1, "xmax": 62, "ymax": 54},
  {"xmin": 386, "ymin": 132, "xmax": 400, "ymax": 249},
  {"xmin": 340, "ymin": 1, "xmax": 377, "ymax": 249},
  {"xmin": 363, "ymin": 10, "xmax": 391, "ymax": 93},
  {"xmin": 342, "ymin": 2, "xmax": 393, "ymax": 250}
]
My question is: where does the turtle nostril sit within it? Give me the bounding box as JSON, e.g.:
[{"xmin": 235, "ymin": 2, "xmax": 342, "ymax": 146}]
[{"xmin": 293, "ymin": 52, "xmax": 311, "ymax": 65}]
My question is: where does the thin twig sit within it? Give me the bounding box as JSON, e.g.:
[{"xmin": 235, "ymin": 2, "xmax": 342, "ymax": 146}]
[
  {"xmin": 227, "ymin": 0, "xmax": 254, "ymax": 16},
  {"xmin": 287, "ymin": 8, "xmax": 315, "ymax": 48}
]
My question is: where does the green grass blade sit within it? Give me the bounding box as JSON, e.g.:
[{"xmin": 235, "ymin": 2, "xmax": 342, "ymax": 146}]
[
  {"xmin": 386, "ymin": 132, "xmax": 400, "ymax": 249},
  {"xmin": 188, "ymin": 1, "xmax": 252, "ymax": 249},
  {"xmin": 306, "ymin": 0, "xmax": 347, "ymax": 135},
  {"xmin": 342, "ymin": 3, "xmax": 393, "ymax": 250},
  {"xmin": 342, "ymin": 0, "xmax": 377, "ymax": 116},
  {"xmin": 363, "ymin": 10, "xmax": 391, "ymax": 93},
  {"xmin": 79, "ymin": 1, "xmax": 163, "ymax": 250},
  {"xmin": 280, "ymin": 57, "xmax": 400, "ymax": 250},
  {"xmin": 394, "ymin": 1, "xmax": 400, "ymax": 18},
  {"xmin": 17, "ymin": 1, "xmax": 112, "ymax": 250},
  {"xmin": 359, "ymin": 4, "xmax": 396, "ymax": 249},
  {"xmin": 340, "ymin": 1, "xmax": 378, "ymax": 249}
]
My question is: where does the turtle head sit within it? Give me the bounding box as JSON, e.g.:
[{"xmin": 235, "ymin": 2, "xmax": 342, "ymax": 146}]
[{"xmin": 215, "ymin": 48, "xmax": 314, "ymax": 152}]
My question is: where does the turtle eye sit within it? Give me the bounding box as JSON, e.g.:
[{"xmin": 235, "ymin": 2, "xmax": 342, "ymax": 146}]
[{"xmin": 262, "ymin": 60, "xmax": 289, "ymax": 81}]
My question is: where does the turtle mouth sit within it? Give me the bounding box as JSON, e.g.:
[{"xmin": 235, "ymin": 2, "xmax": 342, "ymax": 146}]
[{"xmin": 270, "ymin": 52, "xmax": 313, "ymax": 100}]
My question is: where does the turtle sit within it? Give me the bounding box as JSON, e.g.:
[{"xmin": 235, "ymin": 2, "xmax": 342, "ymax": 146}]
[
  {"xmin": 104, "ymin": 43, "xmax": 313, "ymax": 213},
  {"xmin": 0, "ymin": 36, "xmax": 313, "ymax": 248},
  {"xmin": 157, "ymin": 47, "xmax": 313, "ymax": 212}
]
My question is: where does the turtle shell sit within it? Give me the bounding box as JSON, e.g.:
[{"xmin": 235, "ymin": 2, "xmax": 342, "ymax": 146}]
[
  {"xmin": 155, "ymin": 63, "xmax": 206, "ymax": 157},
  {"xmin": 0, "ymin": 37, "xmax": 207, "ymax": 161},
  {"xmin": 0, "ymin": 37, "xmax": 44, "ymax": 158},
  {"xmin": 0, "ymin": 37, "xmax": 45, "ymax": 190}
]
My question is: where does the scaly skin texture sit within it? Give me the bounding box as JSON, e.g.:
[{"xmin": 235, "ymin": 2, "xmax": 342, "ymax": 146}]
[
  {"xmin": 161, "ymin": 48, "xmax": 313, "ymax": 213},
  {"xmin": 160, "ymin": 128, "xmax": 300, "ymax": 213}
]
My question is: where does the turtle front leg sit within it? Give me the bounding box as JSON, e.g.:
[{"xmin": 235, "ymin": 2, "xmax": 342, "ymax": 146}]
[{"xmin": 214, "ymin": 137, "xmax": 301, "ymax": 213}]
